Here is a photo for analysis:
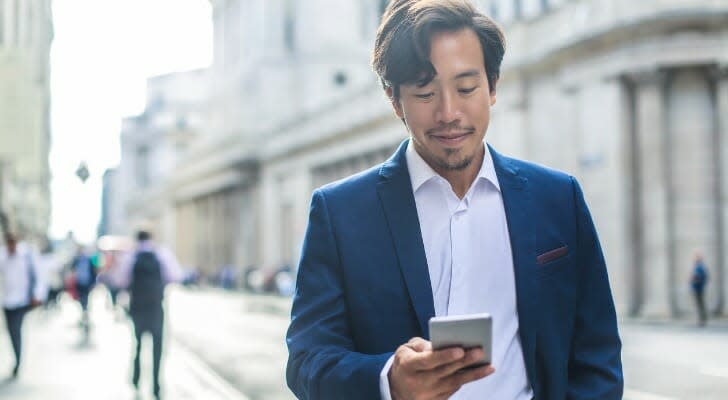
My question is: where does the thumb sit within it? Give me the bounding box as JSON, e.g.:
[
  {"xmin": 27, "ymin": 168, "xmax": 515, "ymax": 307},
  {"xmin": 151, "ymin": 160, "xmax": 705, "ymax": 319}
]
[{"xmin": 406, "ymin": 337, "xmax": 432, "ymax": 353}]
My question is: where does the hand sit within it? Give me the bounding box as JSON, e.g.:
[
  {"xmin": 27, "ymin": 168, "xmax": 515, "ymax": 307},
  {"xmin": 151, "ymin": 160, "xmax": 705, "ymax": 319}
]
[
  {"xmin": 29, "ymin": 298, "xmax": 42, "ymax": 308},
  {"xmin": 389, "ymin": 337, "xmax": 495, "ymax": 400}
]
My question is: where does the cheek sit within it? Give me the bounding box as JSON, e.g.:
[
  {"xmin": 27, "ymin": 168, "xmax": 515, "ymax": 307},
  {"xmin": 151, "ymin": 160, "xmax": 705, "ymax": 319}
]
[
  {"xmin": 467, "ymin": 99, "xmax": 491, "ymax": 123},
  {"xmin": 402, "ymin": 105, "xmax": 432, "ymax": 129}
]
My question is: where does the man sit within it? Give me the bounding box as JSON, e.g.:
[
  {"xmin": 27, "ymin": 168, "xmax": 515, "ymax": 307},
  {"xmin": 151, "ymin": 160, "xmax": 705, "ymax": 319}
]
[
  {"xmin": 0, "ymin": 233, "xmax": 46, "ymax": 379},
  {"xmin": 115, "ymin": 230, "xmax": 182, "ymax": 399},
  {"xmin": 690, "ymin": 253, "xmax": 708, "ymax": 326},
  {"xmin": 286, "ymin": 1, "xmax": 623, "ymax": 399}
]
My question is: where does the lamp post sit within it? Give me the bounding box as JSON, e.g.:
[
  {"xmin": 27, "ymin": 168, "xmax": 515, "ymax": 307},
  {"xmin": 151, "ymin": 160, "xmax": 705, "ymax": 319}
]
[{"xmin": 76, "ymin": 161, "xmax": 90, "ymax": 184}]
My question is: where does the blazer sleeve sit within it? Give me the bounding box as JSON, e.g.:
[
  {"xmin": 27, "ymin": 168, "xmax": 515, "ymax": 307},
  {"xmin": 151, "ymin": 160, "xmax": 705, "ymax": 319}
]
[
  {"xmin": 567, "ymin": 177, "xmax": 624, "ymax": 399},
  {"xmin": 286, "ymin": 190, "xmax": 391, "ymax": 400}
]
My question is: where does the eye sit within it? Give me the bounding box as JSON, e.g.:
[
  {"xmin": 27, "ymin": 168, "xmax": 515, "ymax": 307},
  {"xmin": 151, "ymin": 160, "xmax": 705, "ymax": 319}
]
[
  {"xmin": 414, "ymin": 92, "xmax": 434, "ymax": 100},
  {"xmin": 459, "ymin": 87, "xmax": 477, "ymax": 94}
]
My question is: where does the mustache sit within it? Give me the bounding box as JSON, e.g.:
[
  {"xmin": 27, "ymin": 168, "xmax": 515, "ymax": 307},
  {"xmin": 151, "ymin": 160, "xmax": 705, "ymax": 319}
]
[{"xmin": 426, "ymin": 123, "xmax": 475, "ymax": 136}]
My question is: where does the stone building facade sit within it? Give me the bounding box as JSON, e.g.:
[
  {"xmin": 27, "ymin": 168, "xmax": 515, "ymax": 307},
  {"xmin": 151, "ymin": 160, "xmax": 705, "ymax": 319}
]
[
  {"xmin": 115, "ymin": 69, "xmax": 210, "ymax": 245},
  {"xmin": 120, "ymin": 0, "xmax": 728, "ymax": 317},
  {"xmin": 0, "ymin": 0, "xmax": 53, "ymax": 240}
]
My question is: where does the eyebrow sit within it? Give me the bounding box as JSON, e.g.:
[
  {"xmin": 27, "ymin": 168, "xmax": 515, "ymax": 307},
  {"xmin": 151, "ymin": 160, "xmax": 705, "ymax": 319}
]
[
  {"xmin": 453, "ymin": 70, "xmax": 481, "ymax": 80},
  {"xmin": 412, "ymin": 69, "xmax": 482, "ymax": 88}
]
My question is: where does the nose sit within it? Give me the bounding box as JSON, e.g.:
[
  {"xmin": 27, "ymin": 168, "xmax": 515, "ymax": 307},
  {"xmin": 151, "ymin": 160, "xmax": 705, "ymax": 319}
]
[{"xmin": 434, "ymin": 90, "xmax": 461, "ymax": 124}]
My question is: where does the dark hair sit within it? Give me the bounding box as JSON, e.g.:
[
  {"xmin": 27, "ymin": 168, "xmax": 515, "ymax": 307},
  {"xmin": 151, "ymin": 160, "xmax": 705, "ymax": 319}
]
[
  {"xmin": 372, "ymin": 0, "xmax": 506, "ymax": 101},
  {"xmin": 137, "ymin": 230, "xmax": 151, "ymax": 242}
]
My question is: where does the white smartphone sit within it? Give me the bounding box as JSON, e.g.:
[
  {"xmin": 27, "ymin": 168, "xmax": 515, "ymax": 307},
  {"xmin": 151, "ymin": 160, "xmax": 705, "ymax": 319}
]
[{"xmin": 429, "ymin": 313, "xmax": 492, "ymax": 367}]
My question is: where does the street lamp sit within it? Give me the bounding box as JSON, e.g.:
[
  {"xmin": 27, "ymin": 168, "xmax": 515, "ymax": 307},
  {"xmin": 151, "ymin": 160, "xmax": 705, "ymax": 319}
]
[{"xmin": 76, "ymin": 161, "xmax": 90, "ymax": 183}]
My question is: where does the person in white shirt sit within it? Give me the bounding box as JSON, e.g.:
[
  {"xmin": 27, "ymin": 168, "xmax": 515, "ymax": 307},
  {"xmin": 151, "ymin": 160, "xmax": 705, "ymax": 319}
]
[
  {"xmin": 286, "ymin": 1, "xmax": 622, "ymax": 399},
  {"xmin": 0, "ymin": 233, "xmax": 47, "ymax": 379}
]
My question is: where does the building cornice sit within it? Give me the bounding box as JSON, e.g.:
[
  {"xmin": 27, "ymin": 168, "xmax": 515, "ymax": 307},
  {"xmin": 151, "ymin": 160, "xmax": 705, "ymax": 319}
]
[{"xmin": 504, "ymin": 3, "xmax": 728, "ymax": 77}]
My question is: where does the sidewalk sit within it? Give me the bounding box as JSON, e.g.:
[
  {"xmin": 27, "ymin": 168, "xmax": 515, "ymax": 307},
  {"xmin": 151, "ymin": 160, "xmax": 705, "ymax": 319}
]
[
  {"xmin": 0, "ymin": 290, "xmax": 249, "ymax": 400},
  {"xmin": 620, "ymin": 314, "xmax": 728, "ymax": 332}
]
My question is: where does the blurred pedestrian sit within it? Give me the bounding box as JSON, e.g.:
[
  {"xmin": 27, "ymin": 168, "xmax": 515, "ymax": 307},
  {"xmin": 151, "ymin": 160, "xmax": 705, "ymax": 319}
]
[
  {"xmin": 219, "ymin": 265, "xmax": 236, "ymax": 290},
  {"xmin": 40, "ymin": 239, "xmax": 64, "ymax": 310},
  {"xmin": 71, "ymin": 247, "xmax": 97, "ymax": 331},
  {"xmin": 115, "ymin": 230, "xmax": 183, "ymax": 399},
  {"xmin": 690, "ymin": 253, "xmax": 709, "ymax": 326},
  {"xmin": 0, "ymin": 233, "xmax": 47, "ymax": 379},
  {"xmin": 98, "ymin": 249, "xmax": 124, "ymax": 317}
]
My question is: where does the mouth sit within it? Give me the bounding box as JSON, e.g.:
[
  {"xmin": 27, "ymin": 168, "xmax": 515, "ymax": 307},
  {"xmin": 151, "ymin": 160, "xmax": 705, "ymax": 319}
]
[{"xmin": 429, "ymin": 130, "xmax": 474, "ymax": 146}]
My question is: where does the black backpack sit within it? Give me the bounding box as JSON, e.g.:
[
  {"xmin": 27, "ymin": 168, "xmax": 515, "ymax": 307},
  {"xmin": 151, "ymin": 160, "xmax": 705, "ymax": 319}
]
[{"xmin": 129, "ymin": 251, "xmax": 164, "ymax": 312}]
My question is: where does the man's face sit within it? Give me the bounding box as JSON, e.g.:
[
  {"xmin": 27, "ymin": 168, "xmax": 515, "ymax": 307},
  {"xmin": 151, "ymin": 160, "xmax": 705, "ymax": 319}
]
[{"xmin": 390, "ymin": 28, "xmax": 496, "ymax": 175}]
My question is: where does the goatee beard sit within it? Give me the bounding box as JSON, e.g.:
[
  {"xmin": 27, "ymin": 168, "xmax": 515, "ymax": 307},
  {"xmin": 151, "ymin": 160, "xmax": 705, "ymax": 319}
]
[{"xmin": 436, "ymin": 151, "xmax": 473, "ymax": 171}]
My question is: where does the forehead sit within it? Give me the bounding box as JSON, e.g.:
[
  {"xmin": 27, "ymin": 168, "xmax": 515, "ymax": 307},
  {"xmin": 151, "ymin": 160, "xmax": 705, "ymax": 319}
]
[{"xmin": 428, "ymin": 28, "xmax": 486, "ymax": 78}]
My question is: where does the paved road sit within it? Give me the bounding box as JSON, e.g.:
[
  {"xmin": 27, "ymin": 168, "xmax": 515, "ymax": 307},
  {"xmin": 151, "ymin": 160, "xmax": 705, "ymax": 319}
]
[
  {"xmin": 620, "ymin": 318, "xmax": 728, "ymax": 400},
  {"xmin": 2, "ymin": 286, "xmax": 727, "ymax": 399},
  {"xmin": 167, "ymin": 288, "xmax": 728, "ymax": 400},
  {"xmin": 166, "ymin": 287, "xmax": 293, "ymax": 400}
]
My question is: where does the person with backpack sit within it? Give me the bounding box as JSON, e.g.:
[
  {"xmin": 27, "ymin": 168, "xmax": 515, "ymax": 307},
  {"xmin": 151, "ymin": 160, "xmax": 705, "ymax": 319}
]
[
  {"xmin": 114, "ymin": 230, "xmax": 182, "ymax": 400},
  {"xmin": 0, "ymin": 233, "xmax": 47, "ymax": 379},
  {"xmin": 72, "ymin": 247, "xmax": 97, "ymax": 331}
]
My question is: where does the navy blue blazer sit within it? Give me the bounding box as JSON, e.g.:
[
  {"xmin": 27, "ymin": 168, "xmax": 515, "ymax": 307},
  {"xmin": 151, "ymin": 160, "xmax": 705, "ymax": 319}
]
[{"xmin": 286, "ymin": 140, "xmax": 623, "ymax": 399}]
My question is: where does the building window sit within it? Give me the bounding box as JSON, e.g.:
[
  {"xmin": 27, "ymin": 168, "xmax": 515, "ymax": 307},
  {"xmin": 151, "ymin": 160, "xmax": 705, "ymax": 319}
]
[
  {"xmin": 12, "ymin": 0, "xmax": 18, "ymax": 46},
  {"xmin": 135, "ymin": 146, "xmax": 149, "ymax": 188},
  {"xmin": 513, "ymin": 0, "xmax": 522, "ymax": 20},
  {"xmin": 489, "ymin": 1, "xmax": 499, "ymax": 20},
  {"xmin": 0, "ymin": 0, "xmax": 5, "ymax": 46},
  {"xmin": 284, "ymin": 0, "xmax": 295, "ymax": 52},
  {"xmin": 24, "ymin": 0, "xmax": 32, "ymax": 47}
]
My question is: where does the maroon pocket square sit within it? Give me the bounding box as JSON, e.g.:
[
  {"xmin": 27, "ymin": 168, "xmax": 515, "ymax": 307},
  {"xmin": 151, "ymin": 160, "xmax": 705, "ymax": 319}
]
[{"xmin": 536, "ymin": 245, "xmax": 569, "ymax": 265}]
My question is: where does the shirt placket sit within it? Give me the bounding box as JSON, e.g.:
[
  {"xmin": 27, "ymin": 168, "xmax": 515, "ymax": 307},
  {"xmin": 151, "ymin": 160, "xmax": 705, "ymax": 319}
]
[{"xmin": 447, "ymin": 197, "xmax": 469, "ymax": 316}]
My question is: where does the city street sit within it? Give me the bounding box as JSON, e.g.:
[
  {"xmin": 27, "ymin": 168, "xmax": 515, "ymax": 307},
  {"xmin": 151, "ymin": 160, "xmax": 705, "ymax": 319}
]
[
  {"xmin": 1, "ymin": 286, "xmax": 727, "ymax": 400},
  {"xmin": 0, "ymin": 288, "xmax": 250, "ymax": 400}
]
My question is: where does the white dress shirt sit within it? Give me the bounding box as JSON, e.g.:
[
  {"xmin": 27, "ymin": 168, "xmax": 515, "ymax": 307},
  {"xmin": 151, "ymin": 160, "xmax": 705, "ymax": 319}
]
[
  {"xmin": 380, "ymin": 141, "xmax": 533, "ymax": 399},
  {"xmin": 0, "ymin": 242, "xmax": 48, "ymax": 309}
]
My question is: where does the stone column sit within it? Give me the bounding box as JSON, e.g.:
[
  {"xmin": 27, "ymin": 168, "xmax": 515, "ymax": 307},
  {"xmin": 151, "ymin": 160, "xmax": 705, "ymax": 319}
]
[
  {"xmin": 715, "ymin": 66, "xmax": 728, "ymax": 316},
  {"xmin": 632, "ymin": 70, "xmax": 671, "ymax": 317},
  {"xmin": 620, "ymin": 75, "xmax": 642, "ymax": 316},
  {"xmin": 665, "ymin": 67, "xmax": 718, "ymax": 316},
  {"xmin": 259, "ymin": 168, "xmax": 280, "ymax": 268}
]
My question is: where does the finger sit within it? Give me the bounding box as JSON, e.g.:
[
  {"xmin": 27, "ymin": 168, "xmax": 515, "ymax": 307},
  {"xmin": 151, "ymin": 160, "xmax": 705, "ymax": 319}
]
[
  {"xmin": 453, "ymin": 364, "xmax": 494, "ymax": 386},
  {"xmin": 436, "ymin": 365, "xmax": 493, "ymax": 396},
  {"xmin": 407, "ymin": 346, "xmax": 465, "ymax": 371},
  {"xmin": 406, "ymin": 337, "xmax": 431, "ymax": 352},
  {"xmin": 434, "ymin": 347, "xmax": 485, "ymax": 377}
]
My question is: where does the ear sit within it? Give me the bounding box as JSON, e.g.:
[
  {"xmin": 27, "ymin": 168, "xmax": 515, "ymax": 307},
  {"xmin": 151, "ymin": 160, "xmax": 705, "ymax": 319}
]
[
  {"xmin": 385, "ymin": 87, "xmax": 405, "ymax": 119},
  {"xmin": 489, "ymin": 89, "xmax": 497, "ymax": 106}
]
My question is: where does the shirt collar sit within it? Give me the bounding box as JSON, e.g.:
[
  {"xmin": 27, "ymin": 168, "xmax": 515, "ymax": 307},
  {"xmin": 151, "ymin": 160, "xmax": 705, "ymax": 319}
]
[{"xmin": 405, "ymin": 139, "xmax": 500, "ymax": 194}]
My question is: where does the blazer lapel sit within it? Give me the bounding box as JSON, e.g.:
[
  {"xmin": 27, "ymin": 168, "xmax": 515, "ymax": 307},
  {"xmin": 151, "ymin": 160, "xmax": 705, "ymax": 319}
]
[
  {"xmin": 377, "ymin": 140, "xmax": 435, "ymax": 337},
  {"xmin": 490, "ymin": 145, "xmax": 538, "ymax": 386}
]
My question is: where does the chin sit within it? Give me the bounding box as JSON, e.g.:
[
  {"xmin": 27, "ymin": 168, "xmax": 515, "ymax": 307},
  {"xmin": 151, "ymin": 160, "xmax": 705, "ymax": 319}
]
[{"xmin": 436, "ymin": 156, "xmax": 472, "ymax": 171}]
